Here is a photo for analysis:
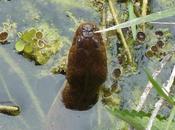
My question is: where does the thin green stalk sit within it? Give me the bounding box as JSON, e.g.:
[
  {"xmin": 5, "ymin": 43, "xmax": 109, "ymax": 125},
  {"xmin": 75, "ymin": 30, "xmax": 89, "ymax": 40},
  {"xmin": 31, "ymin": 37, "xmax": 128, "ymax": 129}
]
[
  {"xmin": 101, "ymin": 2, "xmax": 107, "ymax": 43},
  {"xmin": 142, "ymin": 0, "xmax": 148, "ymax": 31},
  {"xmin": 108, "ymin": 0, "xmax": 133, "ymax": 64},
  {"xmin": 142, "ymin": 0, "xmax": 148, "ymax": 16},
  {"xmin": 128, "ymin": 1, "xmax": 137, "ymax": 40},
  {"xmin": 96, "ymin": 7, "xmax": 175, "ymax": 33},
  {"xmin": 166, "ymin": 106, "xmax": 175, "ymax": 130}
]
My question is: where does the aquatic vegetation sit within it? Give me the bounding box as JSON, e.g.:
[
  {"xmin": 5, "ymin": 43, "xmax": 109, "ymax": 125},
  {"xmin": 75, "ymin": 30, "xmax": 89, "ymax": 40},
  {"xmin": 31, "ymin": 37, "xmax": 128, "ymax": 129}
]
[
  {"xmin": 51, "ymin": 54, "xmax": 67, "ymax": 75},
  {"xmin": 0, "ymin": 0, "xmax": 175, "ymax": 130},
  {"xmin": 108, "ymin": 108, "xmax": 175, "ymax": 130},
  {"xmin": 92, "ymin": 0, "xmax": 175, "ymax": 130},
  {"xmin": 15, "ymin": 24, "xmax": 63, "ymax": 65},
  {"xmin": 0, "ymin": 31, "xmax": 8, "ymax": 44},
  {"xmin": 88, "ymin": 0, "xmax": 105, "ymax": 12},
  {"xmin": 136, "ymin": 31, "xmax": 146, "ymax": 42},
  {"xmin": 111, "ymin": 67, "xmax": 122, "ymax": 80},
  {"xmin": 144, "ymin": 67, "xmax": 175, "ymax": 130},
  {"xmin": 108, "ymin": 0, "xmax": 133, "ymax": 65},
  {"xmin": 145, "ymin": 69, "xmax": 175, "ymax": 105},
  {"xmin": 0, "ymin": 19, "xmax": 17, "ymax": 44},
  {"xmin": 96, "ymin": 7, "xmax": 175, "ymax": 33},
  {"xmin": 101, "ymin": 95, "xmax": 120, "ymax": 107},
  {"xmin": 101, "ymin": 83, "xmax": 121, "ymax": 107},
  {"xmin": 143, "ymin": 29, "xmax": 172, "ymax": 60}
]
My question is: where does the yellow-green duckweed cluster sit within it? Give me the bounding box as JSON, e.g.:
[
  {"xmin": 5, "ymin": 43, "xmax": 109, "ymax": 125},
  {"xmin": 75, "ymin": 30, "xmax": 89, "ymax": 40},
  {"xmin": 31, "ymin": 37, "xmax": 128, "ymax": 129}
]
[{"xmin": 15, "ymin": 25, "xmax": 63, "ymax": 65}]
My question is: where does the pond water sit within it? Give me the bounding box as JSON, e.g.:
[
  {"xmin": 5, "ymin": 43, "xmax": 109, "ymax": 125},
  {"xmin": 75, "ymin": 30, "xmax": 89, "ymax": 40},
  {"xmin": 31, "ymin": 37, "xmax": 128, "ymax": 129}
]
[
  {"xmin": 0, "ymin": 0, "xmax": 175, "ymax": 130},
  {"xmin": 0, "ymin": 0, "xmax": 111, "ymax": 130}
]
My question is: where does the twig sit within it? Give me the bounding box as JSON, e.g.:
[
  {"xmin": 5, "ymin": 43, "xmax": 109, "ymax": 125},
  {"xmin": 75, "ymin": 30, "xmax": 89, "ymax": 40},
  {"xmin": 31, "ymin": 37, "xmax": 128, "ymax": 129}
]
[
  {"xmin": 142, "ymin": 0, "xmax": 148, "ymax": 17},
  {"xmin": 101, "ymin": 1, "xmax": 107, "ymax": 43},
  {"xmin": 128, "ymin": 1, "xmax": 137, "ymax": 40},
  {"xmin": 141, "ymin": 0, "xmax": 148, "ymax": 31},
  {"xmin": 108, "ymin": 0, "xmax": 133, "ymax": 64},
  {"xmin": 136, "ymin": 53, "xmax": 172, "ymax": 112},
  {"xmin": 146, "ymin": 65, "xmax": 175, "ymax": 130}
]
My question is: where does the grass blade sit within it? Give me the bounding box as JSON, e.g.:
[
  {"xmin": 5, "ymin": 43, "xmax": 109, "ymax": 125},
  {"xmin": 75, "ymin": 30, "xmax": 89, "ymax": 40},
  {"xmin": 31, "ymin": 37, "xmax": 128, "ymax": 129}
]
[
  {"xmin": 144, "ymin": 69, "xmax": 175, "ymax": 105},
  {"xmin": 96, "ymin": 7, "xmax": 175, "ymax": 33},
  {"xmin": 128, "ymin": 1, "xmax": 137, "ymax": 40},
  {"xmin": 166, "ymin": 106, "xmax": 175, "ymax": 130}
]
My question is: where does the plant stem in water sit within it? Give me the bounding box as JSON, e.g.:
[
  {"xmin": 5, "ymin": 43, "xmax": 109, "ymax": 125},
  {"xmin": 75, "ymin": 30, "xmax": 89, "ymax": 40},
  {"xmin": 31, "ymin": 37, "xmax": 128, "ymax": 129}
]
[
  {"xmin": 108, "ymin": 0, "xmax": 133, "ymax": 64},
  {"xmin": 141, "ymin": 0, "xmax": 148, "ymax": 31}
]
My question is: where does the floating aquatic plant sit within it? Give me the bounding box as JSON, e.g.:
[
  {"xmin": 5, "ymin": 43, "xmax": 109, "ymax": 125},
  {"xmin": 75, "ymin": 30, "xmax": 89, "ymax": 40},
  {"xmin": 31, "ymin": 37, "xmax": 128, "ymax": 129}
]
[
  {"xmin": 0, "ymin": 31, "xmax": 8, "ymax": 44},
  {"xmin": 142, "ymin": 28, "xmax": 172, "ymax": 60},
  {"xmin": 15, "ymin": 24, "xmax": 63, "ymax": 65}
]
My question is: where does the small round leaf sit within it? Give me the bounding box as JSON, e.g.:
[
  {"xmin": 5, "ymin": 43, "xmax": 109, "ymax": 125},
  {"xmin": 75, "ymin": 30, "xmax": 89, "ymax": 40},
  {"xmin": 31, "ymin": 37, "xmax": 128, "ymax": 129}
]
[{"xmin": 15, "ymin": 40, "xmax": 25, "ymax": 52}]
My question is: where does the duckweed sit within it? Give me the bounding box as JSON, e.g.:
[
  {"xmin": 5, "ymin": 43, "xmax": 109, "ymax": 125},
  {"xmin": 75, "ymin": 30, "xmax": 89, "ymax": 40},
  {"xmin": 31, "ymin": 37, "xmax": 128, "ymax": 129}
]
[{"xmin": 15, "ymin": 25, "xmax": 63, "ymax": 65}]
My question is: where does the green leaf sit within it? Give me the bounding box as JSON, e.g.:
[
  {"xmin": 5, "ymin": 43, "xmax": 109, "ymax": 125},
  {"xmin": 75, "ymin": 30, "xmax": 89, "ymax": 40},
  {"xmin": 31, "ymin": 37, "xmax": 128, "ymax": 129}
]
[
  {"xmin": 107, "ymin": 107, "xmax": 175, "ymax": 130},
  {"xmin": 96, "ymin": 7, "xmax": 175, "ymax": 33},
  {"xmin": 23, "ymin": 45, "xmax": 33, "ymax": 54},
  {"xmin": 128, "ymin": 1, "xmax": 137, "ymax": 40},
  {"xmin": 15, "ymin": 40, "xmax": 25, "ymax": 52},
  {"xmin": 144, "ymin": 69, "xmax": 175, "ymax": 105},
  {"xmin": 166, "ymin": 106, "xmax": 175, "ymax": 130},
  {"xmin": 21, "ymin": 29, "xmax": 36, "ymax": 42}
]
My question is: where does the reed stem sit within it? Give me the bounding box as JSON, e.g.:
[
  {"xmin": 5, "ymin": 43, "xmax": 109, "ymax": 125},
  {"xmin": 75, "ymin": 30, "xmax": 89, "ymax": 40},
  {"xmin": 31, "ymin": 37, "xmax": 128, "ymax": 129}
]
[
  {"xmin": 108, "ymin": 0, "xmax": 133, "ymax": 64},
  {"xmin": 142, "ymin": 0, "xmax": 148, "ymax": 31}
]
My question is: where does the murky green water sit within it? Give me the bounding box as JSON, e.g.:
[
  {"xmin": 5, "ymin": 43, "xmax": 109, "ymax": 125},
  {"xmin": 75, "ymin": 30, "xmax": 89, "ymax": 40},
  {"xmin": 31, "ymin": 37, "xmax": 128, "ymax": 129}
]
[{"xmin": 0, "ymin": 0, "xmax": 175, "ymax": 130}]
